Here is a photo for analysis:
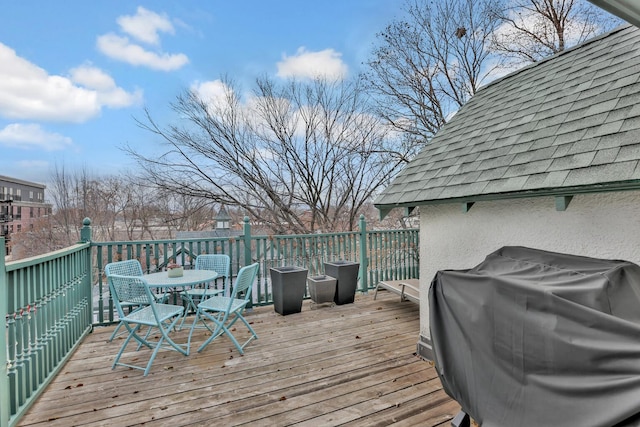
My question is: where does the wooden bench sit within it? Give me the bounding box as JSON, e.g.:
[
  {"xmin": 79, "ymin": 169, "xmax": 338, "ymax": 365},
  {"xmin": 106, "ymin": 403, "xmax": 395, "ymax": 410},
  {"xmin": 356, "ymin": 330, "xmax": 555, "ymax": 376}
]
[{"xmin": 373, "ymin": 279, "xmax": 420, "ymax": 304}]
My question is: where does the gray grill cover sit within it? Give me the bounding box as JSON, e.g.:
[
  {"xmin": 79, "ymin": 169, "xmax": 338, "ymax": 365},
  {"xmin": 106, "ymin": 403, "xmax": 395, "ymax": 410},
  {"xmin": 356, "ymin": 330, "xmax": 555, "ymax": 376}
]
[{"xmin": 430, "ymin": 246, "xmax": 640, "ymax": 427}]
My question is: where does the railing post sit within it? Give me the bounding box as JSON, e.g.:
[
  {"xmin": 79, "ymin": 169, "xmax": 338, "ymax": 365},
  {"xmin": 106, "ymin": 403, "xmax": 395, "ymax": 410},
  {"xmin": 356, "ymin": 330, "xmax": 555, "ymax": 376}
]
[
  {"xmin": 359, "ymin": 214, "xmax": 368, "ymax": 292},
  {"xmin": 0, "ymin": 238, "xmax": 9, "ymax": 427},
  {"xmin": 79, "ymin": 218, "xmax": 94, "ymax": 327},
  {"xmin": 243, "ymin": 216, "xmax": 252, "ymax": 267},
  {"xmin": 79, "ymin": 217, "xmax": 92, "ymax": 243},
  {"xmin": 242, "ymin": 217, "xmax": 254, "ymax": 308}
]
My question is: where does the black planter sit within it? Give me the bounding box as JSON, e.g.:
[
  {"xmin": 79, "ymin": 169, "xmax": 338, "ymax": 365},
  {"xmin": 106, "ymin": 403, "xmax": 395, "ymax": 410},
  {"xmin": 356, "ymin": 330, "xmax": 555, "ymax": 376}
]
[
  {"xmin": 324, "ymin": 261, "xmax": 360, "ymax": 305},
  {"xmin": 270, "ymin": 266, "xmax": 308, "ymax": 315}
]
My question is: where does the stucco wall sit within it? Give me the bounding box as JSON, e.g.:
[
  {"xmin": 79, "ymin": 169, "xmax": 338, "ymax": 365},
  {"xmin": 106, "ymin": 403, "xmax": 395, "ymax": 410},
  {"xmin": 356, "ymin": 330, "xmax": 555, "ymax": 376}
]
[{"xmin": 419, "ymin": 191, "xmax": 640, "ymax": 340}]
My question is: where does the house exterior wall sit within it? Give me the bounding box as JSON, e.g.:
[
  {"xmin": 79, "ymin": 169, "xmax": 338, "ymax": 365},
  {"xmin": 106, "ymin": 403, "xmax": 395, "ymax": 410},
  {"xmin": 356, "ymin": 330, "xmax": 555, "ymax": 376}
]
[
  {"xmin": 0, "ymin": 175, "xmax": 50, "ymax": 254},
  {"xmin": 417, "ymin": 190, "xmax": 640, "ymax": 359}
]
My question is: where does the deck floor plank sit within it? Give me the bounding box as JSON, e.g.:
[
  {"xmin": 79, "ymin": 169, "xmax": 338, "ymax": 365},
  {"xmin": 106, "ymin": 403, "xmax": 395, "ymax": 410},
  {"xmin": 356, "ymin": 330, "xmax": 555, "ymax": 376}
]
[{"xmin": 18, "ymin": 292, "xmax": 459, "ymax": 426}]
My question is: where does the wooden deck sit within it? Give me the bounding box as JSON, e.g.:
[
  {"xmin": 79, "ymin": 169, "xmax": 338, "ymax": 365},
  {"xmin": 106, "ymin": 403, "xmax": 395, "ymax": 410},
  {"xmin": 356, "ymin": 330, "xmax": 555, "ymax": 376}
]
[{"xmin": 18, "ymin": 292, "xmax": 459, "ymax": 426}]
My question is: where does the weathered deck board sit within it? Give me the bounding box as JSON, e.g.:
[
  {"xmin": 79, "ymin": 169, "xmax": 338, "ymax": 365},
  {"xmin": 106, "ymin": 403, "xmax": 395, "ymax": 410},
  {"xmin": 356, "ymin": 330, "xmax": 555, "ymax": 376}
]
[{"xmin": 18, "ymin": 292, "xmax": 459, "ymax": 426}]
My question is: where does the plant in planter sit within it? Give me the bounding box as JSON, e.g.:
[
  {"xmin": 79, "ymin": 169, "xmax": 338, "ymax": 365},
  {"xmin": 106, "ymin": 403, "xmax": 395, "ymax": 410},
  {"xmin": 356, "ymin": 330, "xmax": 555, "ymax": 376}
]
[{"xmin": 167, "ymin": 262, "xmax": 184, "ymax": 278}]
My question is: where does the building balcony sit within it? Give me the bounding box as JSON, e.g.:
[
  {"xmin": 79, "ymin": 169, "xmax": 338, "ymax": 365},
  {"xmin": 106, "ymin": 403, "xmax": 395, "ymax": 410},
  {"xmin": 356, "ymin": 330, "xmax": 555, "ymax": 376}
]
[
  {"xmin": 0, "ymin": 194, "xmax": 20, "ymax": 201},
  {"xmin": 2, "ymin": 218, "xmax": 427, "ymax": 426}
]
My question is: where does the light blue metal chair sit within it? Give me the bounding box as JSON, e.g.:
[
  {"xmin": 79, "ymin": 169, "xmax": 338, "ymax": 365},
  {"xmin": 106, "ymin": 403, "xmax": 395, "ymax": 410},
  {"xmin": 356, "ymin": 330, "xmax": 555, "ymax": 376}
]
[
  {"xmin": 179, "ymin": 254, "xmax": 230, "ymax": 329},
  {"xmin": 105, "ymin": 259, "xmax": 168, "ymax": 342},
  {"xmin": 107, "ymin": 274, "xmax": 189, "ymax": 376},
  {"xmin": 189, "ymin": 263, "xmax": 259, "ymax": 354}
]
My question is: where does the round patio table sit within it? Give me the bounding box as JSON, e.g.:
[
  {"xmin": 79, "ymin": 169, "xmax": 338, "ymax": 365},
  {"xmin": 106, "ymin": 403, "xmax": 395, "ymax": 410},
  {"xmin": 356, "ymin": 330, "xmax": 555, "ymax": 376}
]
[
  {"xmin": 144, "ymin": 269, "xmax": 218, "ymax": 289},
  {"xmin": 144, "ymin": 269, "xmax": 221, "ymax": 326}
]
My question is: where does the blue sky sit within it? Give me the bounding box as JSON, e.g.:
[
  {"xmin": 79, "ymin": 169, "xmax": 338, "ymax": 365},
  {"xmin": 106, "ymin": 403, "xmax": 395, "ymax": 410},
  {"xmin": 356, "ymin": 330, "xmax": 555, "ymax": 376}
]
[{"xmin": 0, "ymin": 1, "xmax": 404, "ymax": 185}]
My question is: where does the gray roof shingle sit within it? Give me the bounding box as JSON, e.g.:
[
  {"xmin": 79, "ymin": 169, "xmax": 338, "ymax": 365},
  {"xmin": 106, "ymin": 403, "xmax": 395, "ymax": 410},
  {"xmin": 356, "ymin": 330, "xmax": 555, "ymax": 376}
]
[{"xmin": 375, "ymin": 25, "xmax": 640, "ymax": 210}]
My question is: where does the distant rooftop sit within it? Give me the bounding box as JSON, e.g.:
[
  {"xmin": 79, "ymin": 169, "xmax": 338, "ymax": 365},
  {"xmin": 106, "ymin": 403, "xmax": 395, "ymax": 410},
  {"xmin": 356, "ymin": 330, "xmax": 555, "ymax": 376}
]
[{"xmin": 0, "ymin": 175, "xmax": 46, "ymax": 189}]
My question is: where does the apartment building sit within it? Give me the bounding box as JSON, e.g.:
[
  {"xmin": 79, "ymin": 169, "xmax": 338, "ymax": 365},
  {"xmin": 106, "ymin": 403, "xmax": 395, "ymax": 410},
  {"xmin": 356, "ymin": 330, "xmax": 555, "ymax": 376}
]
[{"xmin": 0, "ymin": 175, "xmax": 52, "ymax": 253}]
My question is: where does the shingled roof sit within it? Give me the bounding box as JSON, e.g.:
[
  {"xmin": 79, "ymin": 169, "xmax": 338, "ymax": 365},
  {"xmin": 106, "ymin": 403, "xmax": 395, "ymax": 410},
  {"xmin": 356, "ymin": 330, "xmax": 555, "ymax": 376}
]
[{"xmin": 375, "ymin": 25, "xmax": 640, "ymax": 215}]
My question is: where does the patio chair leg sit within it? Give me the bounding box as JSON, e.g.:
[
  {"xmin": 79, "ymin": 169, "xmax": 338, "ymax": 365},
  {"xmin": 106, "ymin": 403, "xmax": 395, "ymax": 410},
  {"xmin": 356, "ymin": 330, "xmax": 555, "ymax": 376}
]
[
  {"xmin": 112, "ymin": 324, "xmax": 143, "ymax": 370},
  {"xmin": 194, "ymin": 311, "xmax": 257, "ymax": 354},
  {"xmin": 179, "ymin": 293, "xmax": 198, "ymax": 330},
  {"xmin": 157, "ymin": 316, "xmax": 190, "ymax": 357},
  {"xmin": 108, "ymin": 321, "xmax": 124, "ymax": 342},
  {"xmin": 114, "ymin": 317, "xmax": 188, "ymax": 376},
  {"xmin": 228, "ymin": 313, "xmax": 258, "ymax": 353},
  {"xmin": 192, "ymin": 309, "xmax": 226, "ymax": 352}
]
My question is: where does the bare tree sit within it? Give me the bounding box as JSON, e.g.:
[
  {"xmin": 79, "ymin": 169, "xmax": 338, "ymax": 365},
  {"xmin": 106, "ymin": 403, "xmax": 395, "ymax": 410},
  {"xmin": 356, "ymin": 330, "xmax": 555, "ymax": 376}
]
[
  {"xmin": 127, "ymin": 76, "xmax": 406, "ymax": 234},
  {"xmin": 363, "ymin": 0, "xmax": 500, "ymax": 148},
  {"xmin": 153, "ymin": 190, "xmax": 213, "ymax": 237},
  {"xmin": 9, "ymin": 216, "xmax": 60, "ymax": 258},
  {"xmin": 10, "ymin": 166, "xmax": 110, "ymax": 258},
  {"xmin": 491, "ymin": 0, "xmax": 621, "ymax": 64},
  {"xmin": 48, "ymin": 168, "xmax": 135, "ymax": 242}
]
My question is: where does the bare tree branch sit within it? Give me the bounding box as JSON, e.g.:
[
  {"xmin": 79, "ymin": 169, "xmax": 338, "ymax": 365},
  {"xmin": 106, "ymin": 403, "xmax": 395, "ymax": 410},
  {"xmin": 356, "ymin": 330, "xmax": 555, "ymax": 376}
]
[
  {"xmin": 363, "ymin": 0, "xmax": 499, "ymax": 148},
  {"xmin": 126, "ymin": 77, "xmax": 407, "ymax": 233},
  {"xmin": 490, "ymin": 0, "xmax": 622, "ymax": 65}
]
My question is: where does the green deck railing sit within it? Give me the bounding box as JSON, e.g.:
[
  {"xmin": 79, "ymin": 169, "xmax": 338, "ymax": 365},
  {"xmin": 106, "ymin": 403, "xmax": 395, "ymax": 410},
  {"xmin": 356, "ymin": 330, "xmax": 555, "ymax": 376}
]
[
  {"xmin": 1, "ymin": 235, "xmax": 93, "ymax": 427},
  {"xmin": 1, "ymin": 215, "xmax": 418, "ymax": 427},
  {"xmin": 92, "ymin": 215, "xmax": 419, "ymax": 323}
]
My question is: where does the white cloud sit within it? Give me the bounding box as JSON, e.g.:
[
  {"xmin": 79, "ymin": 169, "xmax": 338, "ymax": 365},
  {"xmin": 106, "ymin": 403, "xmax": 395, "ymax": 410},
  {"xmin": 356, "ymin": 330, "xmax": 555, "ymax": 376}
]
[
  {"xmin": 117, "ymin": 7, "xmax": 174, "ymax": 45},
  {"xmin": 0, "ymin": 44, "xmax": 141, "ymax": 123},
  {"xmin": 97, "ymin": 33, "xmax": 188, "ymax": 71},
  {"xmin": 69, "ymin": 65, "xmax": 118, "ymax": 91},
  {"xmin": 0, "ymin": 43, "xmax": 98, "ymax": 122},
  {"xmin": 70, "ymin": 65, "xmax": 143, "ymax": 108},
  {"xmin": 277, "ymin": 47, "xmax": 348, "ymax": 81},
  {"xmin": 480, "ymin": 57, "xmax": 524, "ymax": 87},
  {"xmin": 191, "ymin": 79, "xmax": 231, "ymax": 106},
  {"xmin": 0, "ymin": 123, "xmax": 73, "ymax": 151},
  {"xmin": 97, "ymin": 7, "xmax": 189, "ymax": 71}
]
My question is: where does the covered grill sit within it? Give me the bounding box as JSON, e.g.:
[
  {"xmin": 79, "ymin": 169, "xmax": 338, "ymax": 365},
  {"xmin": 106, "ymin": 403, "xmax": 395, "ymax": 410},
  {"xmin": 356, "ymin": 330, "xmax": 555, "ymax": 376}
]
[{"xmin": 430, "ymin": 246, "xmax": 640, "ymax": 427}]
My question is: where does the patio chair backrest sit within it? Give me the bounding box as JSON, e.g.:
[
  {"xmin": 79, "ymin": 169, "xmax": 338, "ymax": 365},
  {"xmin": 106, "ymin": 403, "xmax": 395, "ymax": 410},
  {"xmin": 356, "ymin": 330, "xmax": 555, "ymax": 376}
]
[
  {"xmin": 105, "ymin": 259, "xmax": 144, "ymax": 277},
  {"xmin": 230, "ymin": 262, "xmax": 259, "ymax": 303},
  {"xmin": 107, "ymin": 274, "xmax": 153, "ymax": 318},
  {"xmin": 195, "ymin": 254, "xmax": 230, "ymax": 285}
]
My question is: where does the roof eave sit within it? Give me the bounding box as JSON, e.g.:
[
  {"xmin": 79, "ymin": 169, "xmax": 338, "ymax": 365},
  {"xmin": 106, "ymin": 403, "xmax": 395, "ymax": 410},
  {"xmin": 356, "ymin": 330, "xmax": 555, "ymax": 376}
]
[
  {"xmin": 588, "ymin": 0, "xmax": 640, "ymax": 28},
  {"xmin": 375, "ymin": 181, "xmax": 640, "ymax": 215}
]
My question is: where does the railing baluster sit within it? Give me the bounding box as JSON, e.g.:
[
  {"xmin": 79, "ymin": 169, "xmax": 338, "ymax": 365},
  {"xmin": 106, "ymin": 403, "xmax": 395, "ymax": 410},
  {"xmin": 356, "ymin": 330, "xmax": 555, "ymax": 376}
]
[{"xmin": 6, "ymin": 313, "xmax": 17, "ymax": 417}]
